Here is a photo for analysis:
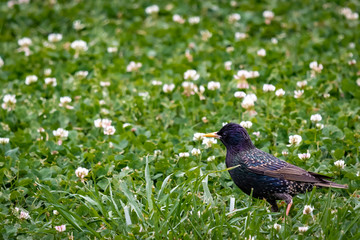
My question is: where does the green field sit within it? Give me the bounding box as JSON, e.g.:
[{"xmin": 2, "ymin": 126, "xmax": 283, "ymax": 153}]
[{"xmin": 0, "ymin": 0, "xmax": 359, "ymax": 239}]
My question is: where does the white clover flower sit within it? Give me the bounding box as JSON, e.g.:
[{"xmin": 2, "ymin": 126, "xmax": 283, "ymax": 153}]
[
  {"xmin": 18, "ymin": 37, "xmax": 32, "ymax": 47},
  {"xmin": 179, "ymin": 152, "xmax": 190, "ymax": 158},
  {"xmin": 0, "ymin": 138, "xmax": 10, "ymax": 144},
  {"xmin": 163, "ymin": 83, "xmax": 175, "ymax": 93},
  {"xmin": 1, "ymin": 123, "xmax": 10, "ymax": 131},
  {"xmin": 297, "ymin": 80, "xmax": 307, "ymax": 88},
  {"xmin": 348, "ymin": 12, "xmax": 358, "ymax": 20},
  {"xmin": 273, "ymin": 223, "xmax": 281, "ymax": 231},
  {"xmin": 53, "ymin": 128, "xmax": 69, "ymax": 138},
  {"xmin": 126, "ymin": 61, "xmax": 142, "ymax": 72},
  {"xmin": 184, "ymin": 69, "xmax": 200, "ymax": 81},
  {"xmin": 104, "ymin": 126, "xmax": 116, "ymax": 135},
  {"xmin": 202, "ymin": 116, "xmax": 208, "ymax": 123},
  {"xmin": 48, "ymin": 33, "xmax": 62, "ymax": 43},
  {"xmin": 94, "ymin": 118, "xmax": 112, "ymax": 128},
  {"xmin": 197, "ymin": 85, "xmax": 205, "ymax": 94},
  {"xmin": 303, "ymin": 205, "xmax": 314, "ymax": 215},
  {"xmin": 334, "ymin": 160, "xmax": 346, "ymax": 169},
  {"xmin": 289, "ymin": 135, "xmax": 302, "ymax": 146},
  {"xmin": 316, "ymin": 123, "xmax": 324, "ymax": 129},
  {"xmin": 53, "ymin": 210, "xmax": 59, "ymax": 215},
  {"xmin": 100, "ymin": 81, "xmax": 111, "ymax": 87},
  {"xmin": 188, "ymin": 16, "xmax": 200, "ymax": 24},
  {"xmin": 19, "ymin": 211, "xmax": 30, "ymax": 220},
  {"xmin": 202, "ymin": 137, "xmax": 217, "ymax": 148},
  {"xmin": 263, "ymin": 10, "xmax": 274, "ymax": 24},
  {"xmin": 94, "ymin": 119, "xmax": 102, "ymax": 128},
  {"xmin": 73, "ymin": 20, "xmax": 85, "ymax": 30},
  {"xmin": 173, "ymin": 14, "xmax": 185, "ymax": 24},
  {"xmin": 2, "ymin": 94, "xmax": 16, "ymax": 111},
  {"xmin": 275, "ymin": 88, "xmax": 285, "ymax": 97},
  {"xmin": 44, "ymin": 68, "xmax": 52, "ymax": 76},
  {"xmin": 348, "ymin": 59, "xmax": 356, "ymax": 65},
  {"xmin": 263, "ymin": 10, "xmax": 275, "ymax": 19},
  {"xmin": 107, "ymin": 47, "xmax": 118, "ymax": 53},
  {"xmin": 323, "ymin": 93, "xmax": 330, "ymax": 98},
  {"xmin": 340, "ymin": 8, "xmax": 359, "ymax": 20},
  {"xmin": 224, "ymin": 61, "xmax": 232, "ymax": 70},
  {"xmin": 240, "ymin": 121, "xmax": 252, "ymax": 129},
  {"xmin": 234, "ymin": 70, "xmax": 260, "ymax": 80},
  {"xmin": 71, "ymin": 40, "xmax": 88, "ymax": 51},
  {"xmin": 193, "ymin": 133, "xmax": 204, "ymax": 141},
  {"xmin": 25, "ymin": 75, "xmax": 38, "ymax": 85},
  {"xmin": 59, "ymin": 96, "xmax": 73, "ymax": 109},
  {"xmin": 154, "ymin": 150, "xmax": 162, "ymax": 156},
  {"xmin": 282, "ymin": 150, "xmax": 289, "ymax": 156},
  {"xmin": 263, "ymin": 84, "xmax": 275, "ymax": 92},
  {"xmin": 241, "ymin": 96, "xmax": 255, "ymax": 110},
  {"xmin": 235, "ymin": 32, "xmax": 247, "ymax": 41},
  {"xmin": 0, "ymin": 56, "xmax": 4, "ymax": 68},
  {"xmin": 257, "ymin": 48, "xmax": 266, "ymax": 57},
  {"xmin": 75, "ymin": 71, "xmax": 88, "ymax": 78},
  {"xmin": 310, "ymin": 114, "xmax": 322, "ymax": 122},
  {"xmin": 55, "ymin": 225, "xmax": 66, "ymax": 232},
  {"xmin": 200, "ymin": 30, "xmax": 212, "ymax": 41},
  {"xmin": 182, "ymin": 81, "xmax": 197, "ymax": 96},
  {"xmin": 298, "ymin": 226, "xmax": 309, "ymax": 233},
  {"xmin": 45, "ymin": 77, "xmax": 57, "ymax": 87},
  {"xmin": 247, "ymin": 93, "xmax": 258, "ymax": 102},
  {"xmin": 234, "ymin": 91, "xmax": 246, "ymax": 98},
  {"xmin": 253, "ymin": 131, "xmax": 260, "ymax": 138},
  {"xmin": 294, "ymin": 90, "xmax": 304, "ymax": 99},
  {"xmin": 101, "ymin": 119, "xmax": 112, "ymax": 128},
  {"xmin": 309, "ymin": 61, "xmax": 323, "ymax": 73},
  {"xmin": 75, "ymin": 167, "xmax": 89, "ymax": 179},
  {"xmin": 145, "ymin": 5, "xmax": 159, "ymax": 14},
  {"xmin": 271, "ymin": 38, "xmax": 278, "ymax": 44},
  {"xmin": 123, "ymin": 123, "xmax": 131, "ymax": 128},
  {"xmin": 207, "ymin": 156, "xmax": 216, "ymax": 161},
  {"xmin": 298, "ymin": 151, "xmax": 311, "ymax": 160},
  {"xmin": 191, "ymin": 148, "xmax": 201, "ymax": 156},
  {"xmin": 228, "ymin": 13, "xmax": 241, "ymax": 23},
  {"xmin": 151, "ymin": 80, "xmax": 162, "ymax": 86},
  {"xmin": 207, "ymin": 81, "xmax": 220, "ymax": 90},
  {"xmin": 227, "ymin": 45, "xmax": 234, "ymax": 52}
]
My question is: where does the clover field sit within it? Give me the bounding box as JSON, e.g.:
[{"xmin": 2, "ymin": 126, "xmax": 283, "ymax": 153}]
[{"xmin": 0, "ymin": 0, "xmax": 360, "ymax": 239}]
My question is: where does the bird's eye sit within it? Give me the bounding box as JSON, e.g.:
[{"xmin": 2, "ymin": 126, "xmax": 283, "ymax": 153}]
[{"xmin": 222, "ymin": 132, "xmax": 227, "ymax": 137}]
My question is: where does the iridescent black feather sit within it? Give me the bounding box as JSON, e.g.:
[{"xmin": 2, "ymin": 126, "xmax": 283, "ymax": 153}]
[{"xmin": 217, "ymin": 123, "xmax": 347, "ymax": 212}]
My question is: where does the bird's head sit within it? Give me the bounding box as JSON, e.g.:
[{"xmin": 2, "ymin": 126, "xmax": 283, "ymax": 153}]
[{"xmin": 203, "ymin": 123, "xmax": 254, "ymax": 150}]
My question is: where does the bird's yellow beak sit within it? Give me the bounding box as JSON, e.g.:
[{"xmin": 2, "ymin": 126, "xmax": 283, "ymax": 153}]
[{"xmin": 203, "ymin": 132, "xmax": 220, "ymax": 139}]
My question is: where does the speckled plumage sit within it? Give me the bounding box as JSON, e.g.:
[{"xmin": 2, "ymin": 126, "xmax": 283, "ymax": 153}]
[{"xmin": 209, "ymin": 123, "xmax": 347, "ymax": 214}]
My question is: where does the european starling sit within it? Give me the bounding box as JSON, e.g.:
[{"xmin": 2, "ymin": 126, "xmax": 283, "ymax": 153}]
[{"xmin": 204, "ymin": 123, "xmax": 348, "ymax": 215}]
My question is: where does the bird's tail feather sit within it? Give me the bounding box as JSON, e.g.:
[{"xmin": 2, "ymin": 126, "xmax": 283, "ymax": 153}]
[{"xmin": 315, "ymin": 180, "xmax": 348, "ymax": 189}]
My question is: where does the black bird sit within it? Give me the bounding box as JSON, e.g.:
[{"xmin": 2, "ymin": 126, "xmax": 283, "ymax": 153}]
[{"xmin": 204, "ymin": 123, "xmax": 347, "ymax": 215}]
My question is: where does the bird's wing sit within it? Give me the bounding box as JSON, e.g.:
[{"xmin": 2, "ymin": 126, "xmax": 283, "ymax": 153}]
[{"xmin": 243, "ymin": 150, "xmax": 325, "ymax": 183}]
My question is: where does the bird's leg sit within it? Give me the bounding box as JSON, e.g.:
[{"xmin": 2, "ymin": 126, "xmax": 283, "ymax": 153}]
[
  {"xmin": 267, "ymin": 199, "xmax": 279, "ymax": 212},
  {"xmin": 286, "ymin": 199, "xmax": 293, "ymax": 216},
  {"xmin": 274, "ymin": 193, "xmax": 293, "ymax": 216}
]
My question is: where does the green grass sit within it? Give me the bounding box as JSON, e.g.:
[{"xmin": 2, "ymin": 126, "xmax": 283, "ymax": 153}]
[{"xmin": 0, "ymin": 0, "xmax": 359, "ymax": 239}]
